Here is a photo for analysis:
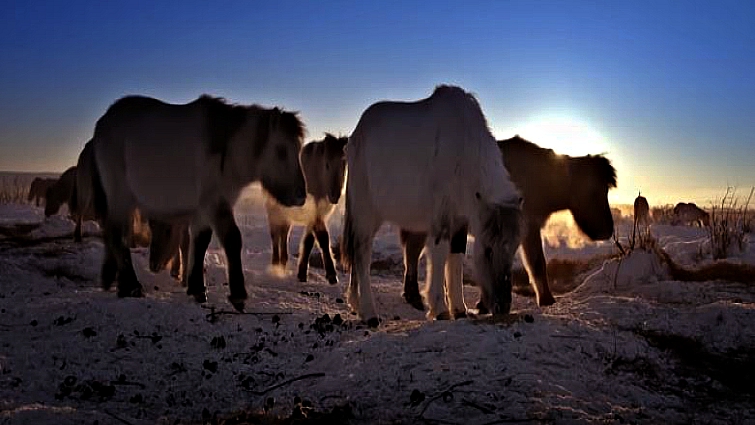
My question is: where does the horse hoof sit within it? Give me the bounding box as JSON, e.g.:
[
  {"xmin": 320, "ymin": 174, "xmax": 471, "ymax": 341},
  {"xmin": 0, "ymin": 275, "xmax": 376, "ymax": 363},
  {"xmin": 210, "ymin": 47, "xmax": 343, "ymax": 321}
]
[
  {"xmin": 297, "ymin": 272, "xmax": 308, "ymax": 283},
  {"xmin": 117, "ymin": 286, "xmax": 144, "ymax": 298},
  {"xmin": 403, "ymin": 293, "xmax": 425, "ymax": 311},
  {"xmin": 538, "ymin": 294, "xmax": 556, "ymax": 307},
  {"xmin": 229, "ymin": 297, "xmax": 245, "ymax": 313},
  {"xmin": 435, "ymin": 311, "xmax": 451, "ymax": 321},
  {"xmin": 453, "ymin": 310, "xmax": 468, "ymax": 319},
  {"xmin": 475, "ymin": 301, "xmax": 489, "ymax": 315},
  {"xmin": 326, "ymin": 275, "xmax": 338, "ymax": 285},
  {"xmin": 192, "ymin": 292, "xmax": 207, "ymax": 304},
  {"xmin": 365, "ymin": 317, "xmax": 380, "ymax": 328}
]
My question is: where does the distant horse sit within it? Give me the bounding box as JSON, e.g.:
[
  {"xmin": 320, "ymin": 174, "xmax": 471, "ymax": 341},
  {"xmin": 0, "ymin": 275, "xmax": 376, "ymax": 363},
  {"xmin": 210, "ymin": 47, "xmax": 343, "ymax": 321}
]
[
  {"xmin": 90, "ymin": 94, "xmax": 307, "ymax": 310},
  {"xmin": 672, "ymin": 202, "xmax": 710, "ymax": 227},
  {"xmin": 44, "ymin": 167, "xmax": 77, "ymax": 218},
  {"xmin": 400, "ymin": 135, "xmax": 616, "ymax": 309},
  {"xmin": 265, "ymin": 133, "xmax": 348, "ymax": 284},
  {"xmin": 633, "ymin": 193, "xmax": 650, "ymax": 226},
  {"xmin": 342, "ymin": 85, "xmax": 523, "ymax": 324},
  {"xmin": 28, "ymin": 177, "xmax": 56, "ymax": 206}
]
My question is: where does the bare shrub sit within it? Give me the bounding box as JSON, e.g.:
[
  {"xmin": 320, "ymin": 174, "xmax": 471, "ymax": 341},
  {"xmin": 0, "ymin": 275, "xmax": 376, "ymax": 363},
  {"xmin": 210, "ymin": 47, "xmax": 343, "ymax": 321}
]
[
  {"xmin": 0, "ymin": 175, "xmax": 32, "ymax": 204},
  {"xmin": 650, "ymin": 204, "xmax": 675, "ymax": 225},
  {"xmin": 708, "ymin": 187, "xmax": 752, "ymax": 260}
]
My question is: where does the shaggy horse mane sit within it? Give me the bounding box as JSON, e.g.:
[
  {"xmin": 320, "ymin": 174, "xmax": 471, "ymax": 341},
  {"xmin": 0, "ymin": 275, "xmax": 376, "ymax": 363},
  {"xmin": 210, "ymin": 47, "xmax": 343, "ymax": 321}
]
[{"xmin": 430, "ymin": 85, "xmax": 493, "ymax": 135}]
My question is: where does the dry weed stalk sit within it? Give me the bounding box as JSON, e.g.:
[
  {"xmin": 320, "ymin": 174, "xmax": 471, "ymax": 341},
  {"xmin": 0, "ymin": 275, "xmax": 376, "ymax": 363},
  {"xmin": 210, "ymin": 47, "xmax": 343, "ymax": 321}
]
[
  {"xmin": 708, "ymin": 187, "xmax": 752, "ymax": 259},
  {"xmin": 0, "ymin": 176, "xmax": 29, "ymax": 204}
]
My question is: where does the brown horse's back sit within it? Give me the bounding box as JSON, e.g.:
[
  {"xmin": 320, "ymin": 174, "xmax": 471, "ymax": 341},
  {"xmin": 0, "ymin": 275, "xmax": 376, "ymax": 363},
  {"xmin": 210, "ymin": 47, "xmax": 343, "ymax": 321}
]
[
  {"xmin": 499, "ymin": 136, "xmax": 570, "ymax": 217},
  {"xmin": 44, "ymin": 167, "xmax": 77, "ymax": 216}
]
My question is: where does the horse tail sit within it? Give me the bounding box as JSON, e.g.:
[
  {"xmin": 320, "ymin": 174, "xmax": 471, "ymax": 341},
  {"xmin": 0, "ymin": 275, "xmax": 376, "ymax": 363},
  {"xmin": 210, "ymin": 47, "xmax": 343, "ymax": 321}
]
[
  {"xmin": 75, "ymin": 141, "xmax": 108, "ymax": 223},
  {"xmin": 340, "ymin": 186, "xmax": 357, "ymax": 271}
]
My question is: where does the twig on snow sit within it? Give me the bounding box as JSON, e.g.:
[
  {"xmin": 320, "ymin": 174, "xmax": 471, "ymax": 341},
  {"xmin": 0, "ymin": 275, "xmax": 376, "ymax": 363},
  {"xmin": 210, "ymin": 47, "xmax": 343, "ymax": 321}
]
[
  {"xmin": 480, "ymin": 418, "xmax": 547, "ymax": 425},
  {"xmin": 242, "ymin": 372, "xmax": 325, "ymax": 395},
  {"xmin": 202, "ymin": 305, "xmax": 293, "ymax": 322},
  {"xmin": 460, "ymin": 398, "xmax": 495, "ymax": 415},
  {"xmin": 103, "ymin": 409, "xmax": 136, "ymax": 425},
  {"xmin": 417, "ymin": 380, "xmax": 474, "ymax": 418}
]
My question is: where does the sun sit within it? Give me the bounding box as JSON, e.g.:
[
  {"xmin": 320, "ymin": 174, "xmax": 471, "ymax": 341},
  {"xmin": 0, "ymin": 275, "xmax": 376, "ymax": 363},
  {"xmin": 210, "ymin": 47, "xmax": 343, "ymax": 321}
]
[{"xmin": 513, "ymin": 115, "xmax": 609, "ymax": 157}]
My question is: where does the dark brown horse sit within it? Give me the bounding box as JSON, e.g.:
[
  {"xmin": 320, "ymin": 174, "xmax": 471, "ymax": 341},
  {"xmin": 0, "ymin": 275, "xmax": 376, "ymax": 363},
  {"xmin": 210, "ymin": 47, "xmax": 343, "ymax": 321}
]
[
  {"xmin": 400, "ymin": 135, "xmax": 617, "ymax": 309},
  {"xmin": 44, "ymin": 167, "xmax": 77, "ymax": 219},
  {"xmin": 265, "ymin": 133, "xmax": 348, "ymax": 284},
  {"xmin": 28, "ymin": 177, "xmax": 56, "ymax": 206}
]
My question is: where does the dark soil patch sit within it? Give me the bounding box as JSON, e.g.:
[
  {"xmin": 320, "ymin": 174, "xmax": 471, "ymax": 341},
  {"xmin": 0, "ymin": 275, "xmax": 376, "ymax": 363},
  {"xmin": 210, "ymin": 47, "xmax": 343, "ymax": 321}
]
[
  {"xmin": 635, "ymin": 329, "xmax": 755, "ymax": 401},
  {"xmin": 0, "ymin": 223, "xmax": 42, "ymax": 238}
]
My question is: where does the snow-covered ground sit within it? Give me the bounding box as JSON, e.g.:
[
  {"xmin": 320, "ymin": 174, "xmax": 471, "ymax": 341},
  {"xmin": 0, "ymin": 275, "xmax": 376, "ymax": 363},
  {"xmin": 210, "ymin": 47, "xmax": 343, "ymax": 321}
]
[{"xmin": 1, "ymin": 187, "xmax": 754, "ymax": 424}]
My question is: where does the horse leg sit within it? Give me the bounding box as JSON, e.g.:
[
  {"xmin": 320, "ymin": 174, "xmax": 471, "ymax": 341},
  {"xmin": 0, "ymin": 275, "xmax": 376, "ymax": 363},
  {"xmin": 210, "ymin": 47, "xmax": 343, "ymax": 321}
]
[
  {"xmin": 212, "ymin": 203, "xmax": 247, "ymax": 311},
  {"xmin": 269, "ymin": 224, "xmax": 282, "ymax": 266},
  {"xmin": 100, "ymin": 241, "xmax": 118, "ymax": 291},
  {"xmin": 400, "ymin": 229, "xmax": 426, "ymax": 310},
  {"xmin": 186, "ymin": 226, "xmax": 212, "ymax": 302},
  {"xmin": 424, "ymin": 234, "xmax": 451, "ymax": 320},
  {"xmin": 350, "ymin": 237, "xmax": 378, "ymax": 326},
  {"xmin": 279, "ymin": 224, "xmax": 291, "ymax": 267},
  {"xmin": 73, "ymin": 215, "xmax": 83, "ymax": 243},
  {"xmin": 179, "ymin": 226, "xmax": 190, "ymax": 287},
  {"xmin": 313, "ymin": 219, "xmax": 338, "ymax": 284},
  {"xmin": 103, "ymin": 221, "xmax": 143, "ymax": 298},
  {"xmin": 521, "ymin": 226, "xmax": 555, "ymax": 306},
  {"xmin": 297, "ymin": 225, "xmax": 316, "ymax": 282},
  {"xmin": 445, "ymin": 226, "xmax": 468, "ymax": 319},
  {"xmin": 170, "ymin": 247, "xmax": 181, "ymax": 279}
]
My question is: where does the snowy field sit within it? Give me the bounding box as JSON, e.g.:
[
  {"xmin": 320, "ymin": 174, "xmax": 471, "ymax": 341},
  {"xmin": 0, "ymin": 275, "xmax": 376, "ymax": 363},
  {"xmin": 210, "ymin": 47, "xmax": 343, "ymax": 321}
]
[{"xmin": 1, "ymin": 185, "xmax": 754, "ymax": 424}]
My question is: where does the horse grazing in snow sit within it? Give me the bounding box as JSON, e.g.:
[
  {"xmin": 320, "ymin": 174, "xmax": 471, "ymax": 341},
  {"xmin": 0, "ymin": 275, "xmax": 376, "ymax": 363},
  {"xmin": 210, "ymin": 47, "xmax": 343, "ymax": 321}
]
[
  {"xmin": 341, "ymin": 85, "xmax": 523, "ymax": 325},
  {"xmin": 265, "ymin": 133, "xmax": 348, "ymax": 284},
  {"xmin": 89, "ymin": 94, "xmax": 307, "ymax": 311},
  {"xmin": 44, "ymin": 167, "xmax": 76, "ymax": 219},
  {"xmin": 400, "ymin": 135, "xmax": 617, "ymax": 309},
  {"xmin": 672, "ymin": 202, "xmax": 710, "ymax": 227},
  {"xmin": 28, "ymin": 177, "xmax": 56, "ymax": 206}
]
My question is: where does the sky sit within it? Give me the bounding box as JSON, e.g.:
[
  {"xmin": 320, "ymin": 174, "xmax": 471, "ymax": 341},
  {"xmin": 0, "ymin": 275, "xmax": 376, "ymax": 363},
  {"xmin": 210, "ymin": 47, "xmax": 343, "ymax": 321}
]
[{"xmin": 1, "ymin": 0, "xmax": 753, "ymax": 205}]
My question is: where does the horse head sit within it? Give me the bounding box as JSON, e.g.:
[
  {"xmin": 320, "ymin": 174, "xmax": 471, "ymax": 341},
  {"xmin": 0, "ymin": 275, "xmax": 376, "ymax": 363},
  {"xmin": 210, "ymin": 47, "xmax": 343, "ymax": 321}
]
[
  {"xmin": 322, "ymin": 133, "xmax": 348, "ymax": 204},
  {"xmin": 257, "ymin": 108, "xmax": 308, "ymax": 207},
  {"xmin": 44, "ymin": 185, "xmax": 63, "ymax": 217},
  {"xmin": 568, "ymin": 155, "xmax": 617, "ymax": 240},
  {"xmin": 473, "ymin": 193, "xmax": 523, "ymax": 315}
]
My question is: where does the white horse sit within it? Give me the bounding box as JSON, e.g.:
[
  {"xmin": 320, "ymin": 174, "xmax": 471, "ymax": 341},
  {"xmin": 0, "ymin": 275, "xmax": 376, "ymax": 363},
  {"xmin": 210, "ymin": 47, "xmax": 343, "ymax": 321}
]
[
  {"xmin": 90, "ymin": 95, "xmax": 307, "ymax": 311},
  {"xmin": 341, "ymin": 85, "xmax": 523, "ymax": 325},
  {"xmin": 265, "ymin": 133, "xmax": 348, "ymax": 284}
]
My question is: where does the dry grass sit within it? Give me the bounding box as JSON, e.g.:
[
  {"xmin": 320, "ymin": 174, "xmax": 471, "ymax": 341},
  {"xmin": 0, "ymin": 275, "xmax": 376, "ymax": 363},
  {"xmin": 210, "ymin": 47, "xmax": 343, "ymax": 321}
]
[
  {"xmin": 650, "ymin": 204, "xmax": 675, "ymax": 225},
  {"xmin": 708, "ymin": 187, "xmax": 752, "ymax": 260},
  {"xmin": 0, "ymin": 175, "xmax": 32, "ymax": 204}
]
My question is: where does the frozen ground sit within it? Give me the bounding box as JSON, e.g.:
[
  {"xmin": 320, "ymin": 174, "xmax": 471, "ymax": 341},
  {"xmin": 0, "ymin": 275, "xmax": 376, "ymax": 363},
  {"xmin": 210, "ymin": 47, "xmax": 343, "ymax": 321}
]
[{"xmin": 1, "ymin": 187, "xmax": 754, "ymax": 424}]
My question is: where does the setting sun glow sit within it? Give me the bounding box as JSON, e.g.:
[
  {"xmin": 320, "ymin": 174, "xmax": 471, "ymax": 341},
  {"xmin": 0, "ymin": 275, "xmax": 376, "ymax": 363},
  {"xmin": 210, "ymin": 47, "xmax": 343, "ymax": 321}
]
[{"xmin": 515, "ymin": 116, "xmax": 609, "ymax": 157}]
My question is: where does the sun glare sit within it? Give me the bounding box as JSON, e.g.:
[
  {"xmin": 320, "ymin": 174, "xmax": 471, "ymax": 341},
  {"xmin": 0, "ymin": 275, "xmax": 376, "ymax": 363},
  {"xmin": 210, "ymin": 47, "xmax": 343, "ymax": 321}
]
[{"xmin": 514, "ymin": 115, "xmax": 609, "ymax": 157}]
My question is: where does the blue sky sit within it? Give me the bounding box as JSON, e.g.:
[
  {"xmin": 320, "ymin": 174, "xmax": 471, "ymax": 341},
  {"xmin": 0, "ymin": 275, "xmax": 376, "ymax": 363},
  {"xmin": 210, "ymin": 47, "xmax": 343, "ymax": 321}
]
[{"xmin": 1, "ymin": 0, "xmax": 753, "ymax": 205}]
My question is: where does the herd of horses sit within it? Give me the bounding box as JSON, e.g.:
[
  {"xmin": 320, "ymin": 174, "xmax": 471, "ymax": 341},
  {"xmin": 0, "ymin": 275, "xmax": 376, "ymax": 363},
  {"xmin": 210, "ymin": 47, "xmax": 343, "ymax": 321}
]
[{"xmin": 30, "ymin": 85, "xmax": 631, "ymax": 325}]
